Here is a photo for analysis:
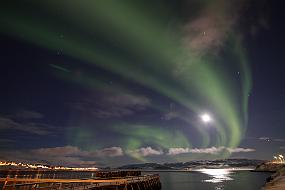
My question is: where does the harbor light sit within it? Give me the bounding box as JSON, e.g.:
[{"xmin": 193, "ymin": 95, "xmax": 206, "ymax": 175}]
[{"xmin": 273, "ymin": 155, "xmax": 285, "ymax": 163}]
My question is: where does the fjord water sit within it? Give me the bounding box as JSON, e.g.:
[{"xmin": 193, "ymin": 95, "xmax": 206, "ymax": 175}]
[
  {"xmin": 0, "ymin": 169, "xmax": 270, "ymax": 190},
  {"xmin": 144, "ymin": 169, "xmax": 270, "ymax": 190}
]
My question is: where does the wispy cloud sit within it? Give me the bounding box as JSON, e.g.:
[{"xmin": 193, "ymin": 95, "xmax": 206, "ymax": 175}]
[
  {"xmin": 248, "ymin": 0, "xmax": 271, "ymax": 37},
  {"xmin": 183, "ymin": 0, "xmax": 247, "ymax": 54},
  {"xmin": 163, "ymin": 111, "xmax": 179, "ymax": 121},
  {"xmin": 257, "ymin": 137, "xmax": 285, "ymax": 142},
  {"xmin": 273, "ymin": 139, "xmax": 285, "ymax": 142},
  {"xmin": 226, "ymin": 147, "xmax": 256, "ymax": 153},
  {"xmin": 128, "ymin": 147, "xmax": 163, "ymax": 157},
  {"xmin": 33, "ymin": 146, "xmax": 124, "ymax": 158},
  {"xmin": 0, "ymin": 146, "xmax": 124, "ymax": 167},
  {"xmin": 168, "ymin": 146, "xmax": 255, "ymax": 155},
  {"xmin": 0, "ymin": 138, "xmax": 16, "ymax": 143},
  {"xmin": 15, "ymin": 110, "xmax": 44, "ymax": 119},
  {"xmin": 33, "ymin": 146, "xmax": 87, "ymax": 157},
  {"xmin": 258, "ymin": 137, "xmax": 271, "ymax": 141},
  {"xmin": 92, "ymin": 147, "xmax": 124, "ymax": 157},
  {"xmin": 0, "ymin": 116, "xmax": 52, "ymax": 135},
  {"xmin": 106, "ymin": 94, "xmax": 150, "ymax": 108},
  {"xmin": 72, "ymin": 93, "xmax": 151, "ymax": 118},
  {"xmin": 168, "ymin": 147, "xmax": 222, "ymax": 155}
]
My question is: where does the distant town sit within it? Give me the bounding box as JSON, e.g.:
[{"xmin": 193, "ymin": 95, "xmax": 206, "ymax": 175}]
[
  {"xmin": 0, "ymin": 161, "xmax": 98, "ymax": 171},
  {"xmin": 1, "ymin": 156, "xmax": 283, "ymax": 172}
]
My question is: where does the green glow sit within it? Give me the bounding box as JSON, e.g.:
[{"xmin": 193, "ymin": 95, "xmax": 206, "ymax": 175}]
[
  {"xmin": 115, "ymin": 124, "xmax": 191, "ymax": 161},
  {"xmin": 0, "ymin": 1, "xmax": 251, "ymax": 160},
  {"xmin": 49, "ymin": 64, "xmax": 70, "ymax": 73}
]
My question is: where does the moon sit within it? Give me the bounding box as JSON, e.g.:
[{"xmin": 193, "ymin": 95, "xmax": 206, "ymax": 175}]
[{"xmin": 200, "ymin": 113, "xmax": 212, "ymax": 123}]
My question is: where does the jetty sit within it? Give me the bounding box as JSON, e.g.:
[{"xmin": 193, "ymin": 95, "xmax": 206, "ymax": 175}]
[{"xmin": 0, "ymin": 171, "xmax": 161, "ymax": 190}]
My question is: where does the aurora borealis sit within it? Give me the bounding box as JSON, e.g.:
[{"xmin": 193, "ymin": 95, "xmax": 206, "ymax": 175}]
[{"xmin": 0, "ymin": 0, "xmax": 285, "ymax": 167}]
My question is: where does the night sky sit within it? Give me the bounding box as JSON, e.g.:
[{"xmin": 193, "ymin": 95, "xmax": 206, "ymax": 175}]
[{"xmin": 0, "ymin": 0, "xmax": 284, "ymax": 167}]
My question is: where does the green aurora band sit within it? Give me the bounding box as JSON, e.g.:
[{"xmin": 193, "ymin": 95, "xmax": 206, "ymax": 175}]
[{"xmin": 0, "ymin": 1, "xmax": 251, "ymax": 161}]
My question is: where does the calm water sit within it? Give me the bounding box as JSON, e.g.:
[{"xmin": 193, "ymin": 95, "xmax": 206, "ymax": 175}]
[
  {"xmin": 0, "ymin": 169, "xmax": 270, "ymax": 190},
  {"xmin": 144, "ymin": 169, "xmax": 271, "ymax": 190}
]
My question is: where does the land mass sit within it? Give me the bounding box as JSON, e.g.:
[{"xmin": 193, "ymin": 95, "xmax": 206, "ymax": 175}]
[
  {"xmin": 118, "ymin": 159, "xmax": 264, "ymax": 170},
  {"xmin": 254, "ymin": 162, "xmax": 285, "ymax": 190}
]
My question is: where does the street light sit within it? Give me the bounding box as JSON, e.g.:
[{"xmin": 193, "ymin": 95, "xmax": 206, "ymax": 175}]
[{"xmin": 279, "ymin": 155, "xmax": 284, "ymax": 163}]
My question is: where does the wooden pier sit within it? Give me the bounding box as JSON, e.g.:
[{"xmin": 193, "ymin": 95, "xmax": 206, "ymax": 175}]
[{"xmin": 0, "ymin": 173, "xmax": 161, "ymax": 190}]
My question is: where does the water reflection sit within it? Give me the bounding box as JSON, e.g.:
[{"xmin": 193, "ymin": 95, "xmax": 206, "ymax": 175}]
[{"xmin": 198, "ymin": 169, "xmax": 233, "ymax": 183}]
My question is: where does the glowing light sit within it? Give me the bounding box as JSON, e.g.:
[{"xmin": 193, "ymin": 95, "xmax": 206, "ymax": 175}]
[
  {"xmin": 197, "ymin": 169, "xmax": 233, "ymax": 183},
  {"xmin": 0, "ymin": 160, "xmax": 98, "ymax": 171},
  {"xmin": 272, "ymin": 155, "xmax": 285, "ymax": 163},
  {"xmin": 279, "ymin": 155, "xmax": 284, "ymax": 163},
  {"xmin": 200, "ymin": 113, "xmax": 212, "ymax": 123}
]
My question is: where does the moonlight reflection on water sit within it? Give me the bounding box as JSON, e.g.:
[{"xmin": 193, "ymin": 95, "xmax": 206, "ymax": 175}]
[
  {"xmin": 144, "ymin": 170, "xmax": 270, "ymax": 190},
  {"xmin": 197, "ymin": 169, "xmax": 234, "ymax": 183}
]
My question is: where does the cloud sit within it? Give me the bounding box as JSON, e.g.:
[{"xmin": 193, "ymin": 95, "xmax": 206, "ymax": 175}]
[
  {"xmin": 257, "ymin": 137, "xmax": 285, "ymax": 142},
  {"xmin": 168, "ymin": 148, "xmax": 191, "ymax": 155},
  {"xmin": 93, "ymin": 107, "xmax": 134, "ymax": 118},
  {"xmin": 33, "ymin": 146, "xmax": 123, "ymax": 158},
  {"xmin": 226, "ymin": 147, "xmax": 256, "ymax": 153},
  {"xmin": 0, "ymin": 116, "xmax": 52, "ymax": 135},
  {"xmin": 163, "ymin": 111, "xmax": 179, "ymax": 120},
  {"xmin": 15, "ymin": 110, "xmax": 44, "ymax": 119},
  {"xmin": 52, "ymin": 157, "xmax": 97, "ymax": 167},
  {"xmin": 168, "ymin": 146, "xmax": 255, "ymax": 155},
  {"xmin": 258, "ymin": 137, "xmax": 270, "ymax": 141},
  {"xmin": 106, "ymin": 94, "xmax": 150, "ymax": 108},
  {"xmin": 5, "ymin": 148, "xmax": 97, "ymax": 167},
  {"xmin": 0, "ymin": 138, "xmax": 16, "ymax": 143},
  {"xmin": 92, "ymin": 147, "xmax": 124, "ymax": 157},
  {"xmin": 274, "ymin": 139, "xmax": 285, "ymax": 142},
  {"xmin": 1, "ymin": 146, "xmax": 124, "ymax": 167},
  {"xmin": 72, "ymin": 93, "xmax": 151, "ymax": 118},
  {"xmin": 0, "ymin": 150, "xmax": 33, "ymax": 164},
  {"xmin": 248, "ymin": 0, "xmax": 271, "ymax": 37},
  {"xmin": 95, "ymin": 93, "xmax": 151, "ymax": 118},
  {"xmin": 168, "ymin": 147, "xmax": 223, "ymax": 155},
  {"xmin": 128, "ymin": 147, "xmax": 163, "ymax": 157},
  {"xmin": 32, "ymin": 146, "xmax": 87, "ymax": 157},
  {"xmin": 182, "ymin": 0, "xmax": 247, "ymax": 54}
]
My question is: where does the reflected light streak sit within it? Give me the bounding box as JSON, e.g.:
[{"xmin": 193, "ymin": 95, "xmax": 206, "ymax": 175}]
[{"xmin": 197, "ymin": 169, "xmax": 233, "ymax": 183}]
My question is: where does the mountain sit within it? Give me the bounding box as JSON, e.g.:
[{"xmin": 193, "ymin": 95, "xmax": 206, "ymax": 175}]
[{"xmin": 118, "ymin": 159, "xmax": 265, "ymax": 170}]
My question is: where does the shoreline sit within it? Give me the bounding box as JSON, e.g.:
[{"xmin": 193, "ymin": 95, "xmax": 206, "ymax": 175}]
[
  {"xmin": 253, "ymin": 162, "xmax": 285, "ymax": 189},
  {"xmin": 263, "ymin": 166, "xmax": 285, "ymax": 190},
  {"xmin": 0, "ymin": 168, "xmax": 255, "ymax": 173}
]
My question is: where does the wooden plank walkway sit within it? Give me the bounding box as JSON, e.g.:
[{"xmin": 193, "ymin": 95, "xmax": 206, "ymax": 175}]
[{"xmin": 0, "ymin": 174, "xmax": 161, "ymax": 190}]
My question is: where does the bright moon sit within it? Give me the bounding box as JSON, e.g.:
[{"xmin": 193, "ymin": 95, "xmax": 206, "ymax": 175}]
[{"xmin": 200, "ymin": 113, "xmax": 212, "ymax": 123}]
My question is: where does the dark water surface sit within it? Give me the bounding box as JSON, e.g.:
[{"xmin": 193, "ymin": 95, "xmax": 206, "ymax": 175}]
[
  {"xmin": 0, "ymin": 169, "xmax": 270, "ymax": 190},
  {"xmin": 144, "ymin": 169, "xmax": 271, "ymax": 190}
]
